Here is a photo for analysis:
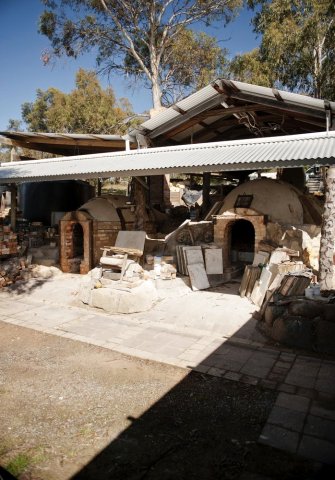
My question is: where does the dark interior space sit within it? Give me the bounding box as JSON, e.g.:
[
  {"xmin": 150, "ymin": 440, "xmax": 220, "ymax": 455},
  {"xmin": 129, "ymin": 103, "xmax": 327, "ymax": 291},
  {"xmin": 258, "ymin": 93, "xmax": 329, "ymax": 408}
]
[
  {"xmin": 230, "ymin": 220, "xmax": 255, "ymax": 265},
  {"xmin": 72, "ymin": 223, "xmax": 84, "ymax": 261}
]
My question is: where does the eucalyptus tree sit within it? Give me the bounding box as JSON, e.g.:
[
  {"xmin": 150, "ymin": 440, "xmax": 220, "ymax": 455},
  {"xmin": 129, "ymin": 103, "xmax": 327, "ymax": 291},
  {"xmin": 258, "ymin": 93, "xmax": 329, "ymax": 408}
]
[
  {"xmin": 21, "ymin": 68, "xmax": 133, "ymax": 134},
  {"xmin": 247, "ymin": 0, "xmax": 335, "ymax": 99},
  {"xmin": 228, "ymin": 48, "xmax": 275, "ymax": 87},
  {"xmin": 39, "ymin": 0, "xmax": 241, "ymax": 109}
]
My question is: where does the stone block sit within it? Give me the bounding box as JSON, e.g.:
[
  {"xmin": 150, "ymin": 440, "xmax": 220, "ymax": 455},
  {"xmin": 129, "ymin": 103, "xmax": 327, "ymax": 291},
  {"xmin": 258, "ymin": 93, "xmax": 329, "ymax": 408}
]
[{"xmin": 91, "ymin": 280, "xmax": 158, "ymax": 314}]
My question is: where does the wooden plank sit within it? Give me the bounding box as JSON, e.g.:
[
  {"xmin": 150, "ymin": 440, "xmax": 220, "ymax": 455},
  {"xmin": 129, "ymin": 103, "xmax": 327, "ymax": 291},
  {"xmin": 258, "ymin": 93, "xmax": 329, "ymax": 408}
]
[{"xmin": 239, "ymin": 266, "xmax": 251, "ymax": 298}]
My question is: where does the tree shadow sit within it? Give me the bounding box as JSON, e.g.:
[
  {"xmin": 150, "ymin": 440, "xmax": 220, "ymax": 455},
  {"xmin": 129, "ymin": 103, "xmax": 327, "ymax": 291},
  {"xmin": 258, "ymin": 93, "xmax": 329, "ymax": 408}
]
[{"xmin": 1, "ymin": 277, "xmax": 54, "ymax": 297}]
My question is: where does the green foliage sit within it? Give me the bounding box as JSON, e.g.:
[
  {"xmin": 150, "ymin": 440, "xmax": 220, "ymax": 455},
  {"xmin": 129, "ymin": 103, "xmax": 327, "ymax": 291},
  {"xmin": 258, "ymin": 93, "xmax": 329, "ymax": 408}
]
[
  {"xmin": 39, "ymin": 0, "xmax": 242, "ymax": 108},
  {"xmin": 21, "ymin": 68, "xmax": 133, "ymax": 134},
  {"xmin": 246, "ymin": 0, "xmax": 335, "ymax": 99},
  {"xmin": 228, "ymin": 48, "xmax": 275, "ymax": 87}
]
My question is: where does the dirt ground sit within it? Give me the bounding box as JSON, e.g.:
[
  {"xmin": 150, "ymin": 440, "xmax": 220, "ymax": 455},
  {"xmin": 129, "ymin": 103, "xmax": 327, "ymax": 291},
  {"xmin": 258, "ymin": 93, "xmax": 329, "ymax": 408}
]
[{"xmin": 0, "ymin": 321, "xmax": 324, "ymax": 480}]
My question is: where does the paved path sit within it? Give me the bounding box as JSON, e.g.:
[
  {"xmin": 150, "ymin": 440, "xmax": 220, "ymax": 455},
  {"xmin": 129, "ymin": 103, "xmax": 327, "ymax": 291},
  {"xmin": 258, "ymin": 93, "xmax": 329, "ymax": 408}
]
[{"xmin": 0, "ymin": 273, "xmax": 334, "ymax": 465}]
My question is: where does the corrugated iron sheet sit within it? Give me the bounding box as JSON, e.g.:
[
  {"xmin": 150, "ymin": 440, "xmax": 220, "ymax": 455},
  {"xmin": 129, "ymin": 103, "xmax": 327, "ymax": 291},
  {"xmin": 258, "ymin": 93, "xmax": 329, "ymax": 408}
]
[
  {"xmin": 0, "ymin": 132, "xmax": 334, "ymax": 183},
  {"xmin": 140, "ymin": 79, "xmax": 335, "ymax": 138}
]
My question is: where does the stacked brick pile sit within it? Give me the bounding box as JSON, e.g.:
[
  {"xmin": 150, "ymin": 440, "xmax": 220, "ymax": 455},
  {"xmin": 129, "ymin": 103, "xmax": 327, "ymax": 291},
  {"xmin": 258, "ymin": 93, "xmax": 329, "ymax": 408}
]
[{"xmin": 0, "ymin": 225, "xmax": 18, "ymax": 256}]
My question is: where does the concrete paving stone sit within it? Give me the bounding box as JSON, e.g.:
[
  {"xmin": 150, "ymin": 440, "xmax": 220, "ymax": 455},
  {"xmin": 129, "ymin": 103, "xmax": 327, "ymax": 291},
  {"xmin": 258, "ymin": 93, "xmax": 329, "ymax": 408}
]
[
  {"xmin": 310, "ymin": 399, "xmax": 335, "ymax": 422},
  {"xmin": 208, "ymin": 367, "xmax": 226, "ymax": 377},
  {"xmin": 267, "ymin": 405, "xmax": 307, "ymax": 432},
  {"xmin": 13, "ymin": 305, "xmax": 83, "ymax": 327},
  {"xmin": 240, "ymin": 375, "xmax": 259, "ymax": 386},
  {"xmin": 122, "ymin": 328, "xmax": 199, "ymax": 355},
  {"xmin": 304, "ymin": 414, "xmax": 335, "ymax": 443},
  {"xmin": 298, "ymin": 435, "xmax": 335, "ymax": 464},
  {"xmin": 260, "ymin": 379, "xmax": 278, "ymax": 390},
  {"xmin": 192, "ymin": 364, "xmax": 210, "ymax": 374},
  {"xmin": 203, "ymin": 355, "xmax": 247, "ymax": 372},
  {"xmin": 240, "ymin": 351, "xmax": 278, "ymax": 379},
  {"xmin": 296, "ymin": 387, "xmax": 318, "ymax": 400},
  {"xmin": 224, "ymin": 371, "xmax": 242, "ymax": 382},
  {"xmin": 177, "ymin": 348, "xmax": 202, "ymax": 359},
  {"xmin": 277, "ymin": 384, "xmax": 297, "ymax": 395},
  {"xmin": 285, "ymin": 357, "xmax": 321, "ymax": 389},
  {"xmin": 103, "ymin": 341, "xmax": 123, "ymax": 350},
  {"xmin": 250, "ymin": 341, "xmax": 266, "ymax": 348},
  {"xmin": 315, "ymin": 363, "xmax": 335, "ymax": 396},
  {"xmin": 275, "ymin": 360, "xmax": 293, "ymax": 369},
  {"xmin": 0, "ymin": 300, "xmax": 37, "ymax": 315},
  {"xmin": 279, "ymin": 352, "xmax": 296, "ymax": 362},
  {"xmin": 275, "ymin": 392, "xmax": 311, "ymax": 413},
  {"xmin": 260, "ymin": 347, "xmax": 280, "ymax": 355},
  {"xmin": 259, "ymin": 424, "xmax": 299, "ymax": 453},
  {"xmin": 272, "ymin": 366, "xmax": 290, "ymax": 375},
  {"xmin": 267, "ymin": 372, "xmax": 287, "ymax": 383}
]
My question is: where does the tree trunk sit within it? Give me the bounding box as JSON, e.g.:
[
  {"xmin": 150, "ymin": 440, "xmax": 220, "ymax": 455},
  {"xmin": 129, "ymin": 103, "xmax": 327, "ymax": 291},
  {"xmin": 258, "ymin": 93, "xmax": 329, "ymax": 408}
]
[
  {"xmin": 151, "ymin": 78, "xmax": 162, "ymax": 110},
  {"xmin": 319, "ymin": 166, "xmax": 335, "ymax": 295}
]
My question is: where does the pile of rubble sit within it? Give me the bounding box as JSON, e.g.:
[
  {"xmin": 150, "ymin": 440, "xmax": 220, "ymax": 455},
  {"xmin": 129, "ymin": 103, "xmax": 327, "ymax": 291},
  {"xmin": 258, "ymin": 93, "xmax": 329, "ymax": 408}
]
[{"xmin": 0, "ymin": 257, "xmax": 61, "ymax": 288}]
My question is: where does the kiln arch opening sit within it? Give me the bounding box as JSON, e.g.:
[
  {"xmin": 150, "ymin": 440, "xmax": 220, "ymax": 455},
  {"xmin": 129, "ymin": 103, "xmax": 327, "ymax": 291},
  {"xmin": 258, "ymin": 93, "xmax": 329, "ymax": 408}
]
[
  {"xmin": 71, "ymin": 223, "xmax": 84, "ymax": 273},
  {"xmin": 230, "ymin": 219, "xmax": 255, "ymax": 265}
]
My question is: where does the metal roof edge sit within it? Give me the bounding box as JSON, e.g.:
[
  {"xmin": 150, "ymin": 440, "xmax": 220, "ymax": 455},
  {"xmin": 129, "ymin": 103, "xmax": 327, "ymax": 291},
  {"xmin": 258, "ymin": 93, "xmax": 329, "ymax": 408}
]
[{"xmin": 1, "ymin": 131, "xmax": 333, "ymax": 168}]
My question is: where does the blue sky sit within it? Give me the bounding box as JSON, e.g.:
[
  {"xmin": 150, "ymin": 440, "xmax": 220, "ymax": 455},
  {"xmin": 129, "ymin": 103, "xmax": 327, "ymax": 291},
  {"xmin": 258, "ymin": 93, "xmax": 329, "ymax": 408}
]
[{"xmin": 0, "ymin": 0, "xmax": 259, "ymax": 131}]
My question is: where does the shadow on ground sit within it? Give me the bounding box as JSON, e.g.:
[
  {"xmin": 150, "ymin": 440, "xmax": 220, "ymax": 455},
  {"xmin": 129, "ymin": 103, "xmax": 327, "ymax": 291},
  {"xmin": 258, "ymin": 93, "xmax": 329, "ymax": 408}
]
[
  {"xmin": 3, "ymin": 277, "xmax": 51, "ymax": 296},
  {"xmin": 70, "ymin": 316, "xmax": 323, "ymax": 480}
]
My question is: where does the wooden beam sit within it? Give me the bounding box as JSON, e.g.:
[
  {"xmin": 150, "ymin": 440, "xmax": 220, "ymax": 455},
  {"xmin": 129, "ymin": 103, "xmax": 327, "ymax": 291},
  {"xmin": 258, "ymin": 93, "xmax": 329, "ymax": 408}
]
[
  {"xmin": 10, "ymin": 184, "xmax": 17, "ymax": 231},
  {"xmin": 159, "ymin": 105, "xmax": 274, "ymax": 142}
]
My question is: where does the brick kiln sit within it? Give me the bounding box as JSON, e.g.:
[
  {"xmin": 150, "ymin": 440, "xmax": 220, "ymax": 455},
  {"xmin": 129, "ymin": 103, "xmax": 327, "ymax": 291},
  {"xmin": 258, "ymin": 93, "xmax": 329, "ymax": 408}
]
[
  {"xmin": 60, "ymin": 195, "xmax": 156, "ymax": 274},
  {"xmin": 213, "ymin": 178, "xmax": 323, "ymax": 276}
]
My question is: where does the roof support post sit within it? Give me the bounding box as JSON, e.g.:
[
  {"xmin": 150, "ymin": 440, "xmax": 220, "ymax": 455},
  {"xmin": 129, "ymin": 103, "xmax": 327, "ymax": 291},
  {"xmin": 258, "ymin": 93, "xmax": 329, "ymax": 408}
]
[
  {"xmin": 10, "ymin": 184, "xmax": 17, "ymax": 231},
  {"xmin": 97, "ymin": 178, "xmax": 102, "ymax": 197},
  {"xmin": 318, "ymin": 166, "xmax": 335, "ymax": 295},
  {"xmin": 202, "ymin": 172, "xmax": 211, "ymax": 216}
]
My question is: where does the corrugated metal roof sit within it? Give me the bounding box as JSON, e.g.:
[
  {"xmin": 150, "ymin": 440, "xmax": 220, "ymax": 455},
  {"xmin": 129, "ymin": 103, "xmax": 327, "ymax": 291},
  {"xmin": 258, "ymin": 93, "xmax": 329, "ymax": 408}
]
[
  {"xmin": 139, "ymin": 79, "xmax": 335, "ymax": 141},
  {"xmin": 0, "ymin": 132, "xmax": 128, "ymax": 142},
  {"xmin": 0, "ymin": 131, "xmax": 134, "ymax": 156},
  {"xmin": 0, "ymin": 132, "xmax": 334, "ymax": 183}
]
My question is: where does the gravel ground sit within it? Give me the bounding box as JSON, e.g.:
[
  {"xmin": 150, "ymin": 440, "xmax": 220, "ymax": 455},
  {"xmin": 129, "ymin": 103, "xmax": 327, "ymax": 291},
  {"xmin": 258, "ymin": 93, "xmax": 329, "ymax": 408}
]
[{"xmin": 0, "ymin": 321, "xmax": 321, "ymax": 480}]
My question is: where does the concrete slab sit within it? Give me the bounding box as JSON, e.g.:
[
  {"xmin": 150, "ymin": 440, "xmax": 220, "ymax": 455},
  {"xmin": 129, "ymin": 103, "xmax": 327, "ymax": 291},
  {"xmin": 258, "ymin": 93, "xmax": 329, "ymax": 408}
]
[
  {"xmin": 315, "ymin": 362, "xmax": 335, "ymax": 395},
  {"xmin": 284, "ymin": 356, "xmax": 321, "ymax": 389},
  {"xmin": 240, "ymin": 350, "xmax": 279, "ymax": 378},
  {"xmin": 310, "ymin": 399, "xmax": 335, "ymax": 422},
  {"xmin": 259, "ymin": 424, "xmax": 299, "ymax": 453},
  {"xmin": 304, "ymin": 415, "xmax": 335, "ymax": 443},
  {"xmin": 275, "ymin": 393, "xmax": 311, "ymax": 414},
  {"xmin": 12, "ymin": 305, "xmax": 83, "ymax": 327},
  {"xmin": 267, "ymin": 405, "xmax": 306, "ymax": 432},
  {"xmin": 298, "ymin": 435, "xmax": 335, "ymax": 465},
  {"xmin": 0, "ymin": 299, "xmax": 37, "ymax": 315}
]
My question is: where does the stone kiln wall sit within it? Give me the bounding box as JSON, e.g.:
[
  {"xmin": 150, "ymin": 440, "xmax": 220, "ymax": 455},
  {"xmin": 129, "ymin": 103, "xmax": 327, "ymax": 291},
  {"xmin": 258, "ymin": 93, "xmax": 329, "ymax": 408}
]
[
  {"xmin": 60, "ymin": 211, "xmax": 122, "ymax": 274},
  {"xmin": 91, "ymin": 221, "xmax": 120, "ymax": 266},
  {"xmin": 214, "ymin": 208, "xmax": 322, "ymax": 271},
  {"xmin": 214, "ymin": 209, "xmax": 266, "ymax": 268},
  {"xmin": 60, "ymin": 211, "xmax": 93, "ymax": 274}
]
